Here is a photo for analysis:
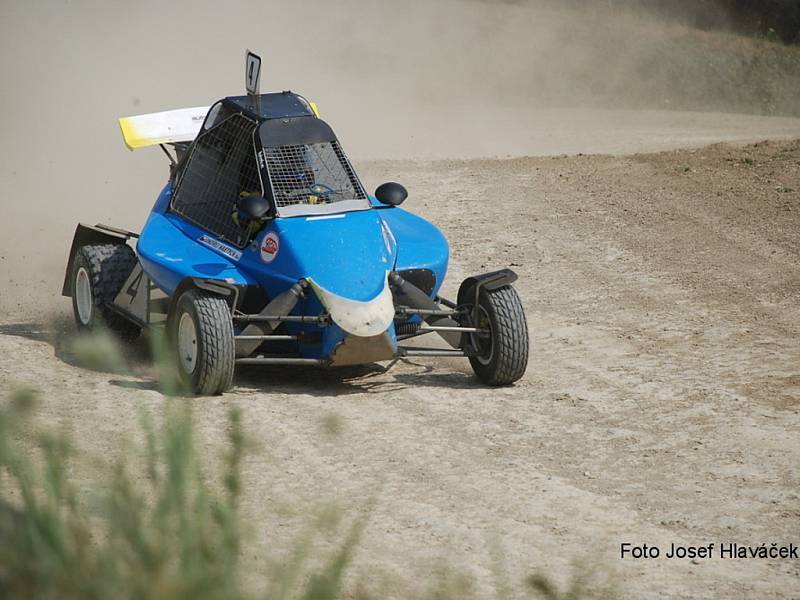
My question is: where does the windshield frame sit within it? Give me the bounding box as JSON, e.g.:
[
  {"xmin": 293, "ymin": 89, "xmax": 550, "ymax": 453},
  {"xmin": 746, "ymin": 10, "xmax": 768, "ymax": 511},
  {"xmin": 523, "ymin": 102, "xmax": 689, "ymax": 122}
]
[{"xmin": 256, "ymin": 117, "xmax": 371, "ymax": 218}]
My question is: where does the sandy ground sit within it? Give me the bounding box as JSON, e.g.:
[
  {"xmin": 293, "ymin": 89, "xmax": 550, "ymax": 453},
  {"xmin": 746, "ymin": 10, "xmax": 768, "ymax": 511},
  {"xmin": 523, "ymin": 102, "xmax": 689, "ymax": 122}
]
[{"xmin": 1, "ymin": 138, "xmax": 798, "ymax": 598}]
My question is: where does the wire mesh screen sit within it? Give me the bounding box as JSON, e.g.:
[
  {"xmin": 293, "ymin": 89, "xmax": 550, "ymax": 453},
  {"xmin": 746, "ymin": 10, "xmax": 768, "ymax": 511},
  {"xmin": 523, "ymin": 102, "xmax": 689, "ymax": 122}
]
[
  {"xmin": 264, "ymin": 141, "xmax": 366, "ymax": 208},
  {"xmin": 171, "ymin": 114, "xmax": 260, "ymax": 248}
]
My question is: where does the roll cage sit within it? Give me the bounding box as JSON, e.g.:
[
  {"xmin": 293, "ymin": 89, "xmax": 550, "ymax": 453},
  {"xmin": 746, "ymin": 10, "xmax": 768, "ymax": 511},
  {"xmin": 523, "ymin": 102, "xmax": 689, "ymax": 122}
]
[{"xmin": 169, "ymin": 92, "xmax": 369, "ymax": 247}]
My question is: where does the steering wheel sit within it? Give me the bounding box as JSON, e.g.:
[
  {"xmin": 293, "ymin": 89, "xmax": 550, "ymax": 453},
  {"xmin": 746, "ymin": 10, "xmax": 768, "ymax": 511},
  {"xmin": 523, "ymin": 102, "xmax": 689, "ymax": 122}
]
[
  {"xmin": 280, "ymin": 183, "xmax": 338, "ymax": 205},
  {"xmin": 308, "ymin": 183, "xmax": 336, "ymax": 197}
]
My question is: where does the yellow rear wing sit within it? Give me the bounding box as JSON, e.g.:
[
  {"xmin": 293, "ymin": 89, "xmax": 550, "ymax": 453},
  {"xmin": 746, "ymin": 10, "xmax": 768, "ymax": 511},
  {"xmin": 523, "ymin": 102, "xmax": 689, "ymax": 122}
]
[{"xmin": 118, "ymin": 106, "xmax": 210, "ymax": 150}]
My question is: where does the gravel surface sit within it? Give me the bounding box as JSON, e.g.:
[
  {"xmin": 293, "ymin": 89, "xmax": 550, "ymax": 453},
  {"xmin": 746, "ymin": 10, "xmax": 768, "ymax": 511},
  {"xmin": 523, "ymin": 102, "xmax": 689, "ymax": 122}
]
[{"xmin": 1, "ymin": 139, "xmax": 799, "ymax": 598}]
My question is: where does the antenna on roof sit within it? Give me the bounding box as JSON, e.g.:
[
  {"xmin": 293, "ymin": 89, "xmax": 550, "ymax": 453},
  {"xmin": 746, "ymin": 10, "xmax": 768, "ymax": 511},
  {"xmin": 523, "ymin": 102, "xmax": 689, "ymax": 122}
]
[{"xmin": 245, "ymin": 50, "xmax": 262, "ymax": 113}]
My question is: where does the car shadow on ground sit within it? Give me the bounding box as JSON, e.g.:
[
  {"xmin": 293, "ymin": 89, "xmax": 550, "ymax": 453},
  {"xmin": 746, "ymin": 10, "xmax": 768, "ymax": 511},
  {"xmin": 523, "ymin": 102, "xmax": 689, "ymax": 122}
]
[
  {"xmin": 0, "ymin": 320, "xmax": 483, "ymax": 396},
  {"xmin": 234, "ymin": 363, "xmax": 401, "ymax": 396},
  {"xmin": 235, "ymin": 359, "xmax": 481, "ymax": 396}
]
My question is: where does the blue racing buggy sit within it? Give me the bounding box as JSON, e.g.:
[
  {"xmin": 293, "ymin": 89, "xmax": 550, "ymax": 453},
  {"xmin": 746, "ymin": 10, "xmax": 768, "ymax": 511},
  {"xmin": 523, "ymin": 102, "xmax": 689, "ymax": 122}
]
[{"xmin": 62, "ymin": 57, "xmax": 529, "ymax": 395}]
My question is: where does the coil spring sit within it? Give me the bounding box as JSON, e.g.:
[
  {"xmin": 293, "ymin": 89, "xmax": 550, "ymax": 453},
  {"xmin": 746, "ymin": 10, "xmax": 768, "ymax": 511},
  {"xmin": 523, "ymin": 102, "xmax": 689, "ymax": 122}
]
[{"xmin": 396, "ymin": 322, "xmax": 420, "ymax": 336}]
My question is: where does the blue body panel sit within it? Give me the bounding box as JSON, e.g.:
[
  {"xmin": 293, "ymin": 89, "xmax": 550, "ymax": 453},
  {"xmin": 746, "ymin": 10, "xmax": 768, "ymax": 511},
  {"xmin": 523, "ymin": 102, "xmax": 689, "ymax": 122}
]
[
  {"xmin": 137, "ymin": 184, "xmax": 450, "ymax": 362},
  {"xmin": 377, "ymin": 206, "xmax": 449, "ymax": 296},
  {"xmin": 137, "ymin": 211, "xmax": 256, "ymax": 296},
  {"xmin": 241, "ymin": 210, "xmax": 395, "ymax": 301}
]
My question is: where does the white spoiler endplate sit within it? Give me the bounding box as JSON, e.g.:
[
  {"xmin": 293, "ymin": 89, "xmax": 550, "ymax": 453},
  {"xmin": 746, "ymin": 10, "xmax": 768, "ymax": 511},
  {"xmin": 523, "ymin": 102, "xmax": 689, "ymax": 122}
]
[{"xmin": 118, "ymin": 106, "xmax": 210, "ymax": 150}]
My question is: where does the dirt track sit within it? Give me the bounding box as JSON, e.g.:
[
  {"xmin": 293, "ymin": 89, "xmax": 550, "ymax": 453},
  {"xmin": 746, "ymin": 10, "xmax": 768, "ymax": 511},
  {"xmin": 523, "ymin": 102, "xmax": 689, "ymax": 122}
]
[{"xmin": 1, "ymin": 139, "xmax": 798, "ymax": 598}]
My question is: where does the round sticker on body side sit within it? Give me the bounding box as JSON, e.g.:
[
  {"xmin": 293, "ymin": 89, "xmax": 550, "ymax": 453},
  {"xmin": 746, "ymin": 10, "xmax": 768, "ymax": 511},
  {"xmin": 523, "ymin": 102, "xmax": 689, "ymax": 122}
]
[{"xmin": 260, "ymin": 231, "xmax": 280, "ymax": 263}]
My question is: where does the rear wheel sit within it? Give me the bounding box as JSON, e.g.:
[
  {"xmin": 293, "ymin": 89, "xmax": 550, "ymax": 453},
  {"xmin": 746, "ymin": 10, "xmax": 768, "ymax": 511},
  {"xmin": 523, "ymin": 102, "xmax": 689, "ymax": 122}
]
[
  {"xmin": 169, "ymin": 289, "xmax": 235, "ymax": 395},
  {"xmin": 71, "ymin": 244, "xmax": 141, "ymax": 339},
  {"xmin": 465, "ymin": 286, "xmax": 529, "ymax": 386}
]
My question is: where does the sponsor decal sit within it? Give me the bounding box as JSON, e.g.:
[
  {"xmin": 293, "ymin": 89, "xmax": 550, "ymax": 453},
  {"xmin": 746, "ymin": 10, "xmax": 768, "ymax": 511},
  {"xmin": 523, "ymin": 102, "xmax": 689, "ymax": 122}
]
[
  {"xmin": 198, "ymin": 235, "xmax": 242, "ymax": 261},
  {"xmin": 260, "ymin": 231, "xmax": 280, "ymax": 263}
]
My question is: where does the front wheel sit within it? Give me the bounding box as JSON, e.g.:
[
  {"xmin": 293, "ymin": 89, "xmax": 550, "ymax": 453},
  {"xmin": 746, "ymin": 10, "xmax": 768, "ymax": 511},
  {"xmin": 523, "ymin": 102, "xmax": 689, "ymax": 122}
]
[
  {"xmin": 169, "ymin": 289, "xmax": 235, "ymax": 395},
  {"xmin": 465, "ymin": 286, "xmax": 529, "ymax": 386}
]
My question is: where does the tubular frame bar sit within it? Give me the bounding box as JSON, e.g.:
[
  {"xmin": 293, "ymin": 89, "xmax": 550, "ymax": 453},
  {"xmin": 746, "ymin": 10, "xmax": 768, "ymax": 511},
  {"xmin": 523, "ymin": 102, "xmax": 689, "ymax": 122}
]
[
  {"xmin": 234, "ymin": 335, "xmax": 297, "ymax": 341},
  {"xmin": 233, "ymin": 314, "xmax": 328, "ymax": 324},
  {"xmin": 235, "ymin": 357, "xmax": 327, "ymax": 365},
  {"xmin": 419, "ymin": 325, "xmax": 486, "ymax": 333},
  {"xmin": 94, "ymin": 223, "xmax": 140, "ymax": 239},
  {"xmin": 394, "ymin": 306, "xmax": 459, "ymax": 317},
  {"xmin": 435, "ymin": 295, "xmax": 457, "ymax": 309},
  {"xmin": 396, "ymin": 329, "xmax": 436, "ymax": 341},
  {"xmin": 397, "ymin": 346, "xmax": 472, "ymax": 357}
]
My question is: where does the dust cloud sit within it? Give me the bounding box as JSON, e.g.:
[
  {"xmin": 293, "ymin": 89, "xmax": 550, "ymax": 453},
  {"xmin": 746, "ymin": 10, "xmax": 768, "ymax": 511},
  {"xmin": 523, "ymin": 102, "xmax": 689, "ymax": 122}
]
[{"xmin": 1, "ymin": 0, "xmax": 799, "ymax": 319}]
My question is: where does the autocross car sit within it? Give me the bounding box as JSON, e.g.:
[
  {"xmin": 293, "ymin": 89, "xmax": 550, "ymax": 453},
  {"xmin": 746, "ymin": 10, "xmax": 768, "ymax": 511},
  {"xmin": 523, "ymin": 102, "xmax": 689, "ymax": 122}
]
[{"xmin": 62, "ymin": 59, "xmax": 529, "ymax": 395}]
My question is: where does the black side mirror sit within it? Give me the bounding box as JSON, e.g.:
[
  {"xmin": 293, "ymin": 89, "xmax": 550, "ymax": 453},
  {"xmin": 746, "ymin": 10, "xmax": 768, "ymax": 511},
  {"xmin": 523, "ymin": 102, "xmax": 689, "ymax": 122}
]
[
  {"xmin": 375, "ymin": 182, "xmax": 408, "ymax": 206},
  {"xmin": 235, "ymin": 194, "xmax": 272, "ymax": 222}
]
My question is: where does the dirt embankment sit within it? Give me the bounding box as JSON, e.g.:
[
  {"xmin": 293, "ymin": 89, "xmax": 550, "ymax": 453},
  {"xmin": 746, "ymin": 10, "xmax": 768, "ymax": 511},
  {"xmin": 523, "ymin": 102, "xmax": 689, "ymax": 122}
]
[{"xmin": 2, "ymin": 139, "xmax": 798, "ymax": 598}]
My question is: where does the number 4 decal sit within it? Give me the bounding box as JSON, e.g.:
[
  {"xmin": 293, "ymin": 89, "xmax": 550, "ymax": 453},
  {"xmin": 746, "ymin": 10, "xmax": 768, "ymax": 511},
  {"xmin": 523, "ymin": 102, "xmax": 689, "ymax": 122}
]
[{"xmin": 245, "ymin": 50, "xmax": 261, "ymax": 96}]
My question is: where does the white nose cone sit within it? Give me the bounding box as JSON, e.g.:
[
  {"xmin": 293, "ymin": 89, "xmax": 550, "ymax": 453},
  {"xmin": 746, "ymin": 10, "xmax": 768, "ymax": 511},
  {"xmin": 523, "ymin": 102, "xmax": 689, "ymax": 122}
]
[{"xmin": 309, "ymin": 272, "xmax": 395, "ymax": 337}]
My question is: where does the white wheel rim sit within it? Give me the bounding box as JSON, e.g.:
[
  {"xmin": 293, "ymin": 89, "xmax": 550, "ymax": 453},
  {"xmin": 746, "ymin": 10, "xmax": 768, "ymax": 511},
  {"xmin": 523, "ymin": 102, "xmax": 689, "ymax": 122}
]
[
  {"xmin": 178, "ymin": 312, "xmax": 198, "ymax": 374},
  {"xmin": 75, "ymin": 267, "xmax": 93, "ymax": 325}
]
